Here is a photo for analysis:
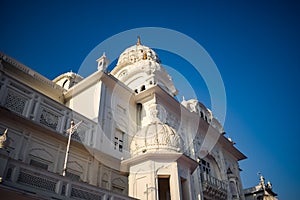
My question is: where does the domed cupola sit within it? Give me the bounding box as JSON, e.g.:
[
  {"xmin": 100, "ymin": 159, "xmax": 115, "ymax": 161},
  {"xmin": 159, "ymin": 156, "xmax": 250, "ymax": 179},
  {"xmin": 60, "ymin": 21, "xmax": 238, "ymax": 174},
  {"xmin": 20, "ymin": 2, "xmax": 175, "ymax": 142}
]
[
  {"xmin": 115, "ymin": 37, "xmax": 160, "ymax": 68},
  {"xmin": 111, "ymin": 37, "xmax": 178, "ymax": 97},
  {"xmin": 130, "ymin": 122, "xmax": 183, "ymax": 156},
  {"xmin": 53, "ymin": 72, "xmax": 83, "ymax": 90}
]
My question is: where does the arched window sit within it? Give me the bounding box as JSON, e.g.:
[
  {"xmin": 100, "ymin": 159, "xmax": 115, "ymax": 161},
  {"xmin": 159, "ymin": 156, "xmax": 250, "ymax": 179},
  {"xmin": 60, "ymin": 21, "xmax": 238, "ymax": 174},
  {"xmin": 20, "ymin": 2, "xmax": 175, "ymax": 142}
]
[
  {"xmin": 200, "ymin": 111, "xmax": 204, "ymax": 118},
  {"xmin": 137, "ymin": 103, "xmax": 142, "ymax": 128},
  {"xmin": 62, "ymin": 79, "xmax": 69, "ymax": 88},
  {"xmin": 114, "ymin": 129, "xmax": 124, "ymax": 152},
  {"xmin": 200, "ymin": 159, "xmax": 211, "ymax": 174}
]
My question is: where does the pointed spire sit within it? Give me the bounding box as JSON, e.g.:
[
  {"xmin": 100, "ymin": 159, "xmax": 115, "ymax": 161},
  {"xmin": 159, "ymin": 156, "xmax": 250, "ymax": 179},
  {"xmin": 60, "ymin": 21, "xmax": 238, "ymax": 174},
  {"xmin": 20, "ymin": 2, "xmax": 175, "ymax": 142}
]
[{"xmin": 137, "ymin": 36, "xmax": 141, "ymax": 45}]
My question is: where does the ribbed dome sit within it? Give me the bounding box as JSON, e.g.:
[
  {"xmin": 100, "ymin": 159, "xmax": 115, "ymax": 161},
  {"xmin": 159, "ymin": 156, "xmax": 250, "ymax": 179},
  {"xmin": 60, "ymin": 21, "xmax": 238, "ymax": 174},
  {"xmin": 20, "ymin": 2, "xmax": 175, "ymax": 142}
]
[
  {"xmin": 130, "ymin": 122, "xmax": 183, "ymax": 156},
  {"xmin": 111, "ymin": 38, "xmax": 160, "ymax": 75},
  {"xmin": 116, "ymin": 44, "xmax": 160, "ymax": 66},
  {"xmin": 110, "ymin": 38, "xmax": 178, "ymax": 97}
]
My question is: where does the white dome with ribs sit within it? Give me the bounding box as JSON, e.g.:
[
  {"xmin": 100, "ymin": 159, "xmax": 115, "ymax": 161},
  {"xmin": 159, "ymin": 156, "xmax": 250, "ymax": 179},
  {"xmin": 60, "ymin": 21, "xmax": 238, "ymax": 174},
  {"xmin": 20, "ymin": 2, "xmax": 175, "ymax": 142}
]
[
  {"xmin": 111, "ymin": 38, "xmax": 177, "ymax": 97},
  {"xmin": 130, "ymin": 122, "xmax": 183, "ymax": 156}
]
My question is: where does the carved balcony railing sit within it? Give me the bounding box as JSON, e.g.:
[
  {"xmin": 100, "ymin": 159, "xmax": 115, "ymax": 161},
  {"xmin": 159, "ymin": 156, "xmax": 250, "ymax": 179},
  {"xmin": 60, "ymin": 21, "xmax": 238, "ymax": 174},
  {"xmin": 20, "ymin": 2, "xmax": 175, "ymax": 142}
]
[
  {"xmin": 0, "ymin": 71, "xmax": 97, "ymax": 147},
  {"xmin": 2, "ymin": 158, "xmax": 136, "ymax": 200},
  {"xmin": 200, "ymin": 172, "xmax": 228, "ymax": 200}
]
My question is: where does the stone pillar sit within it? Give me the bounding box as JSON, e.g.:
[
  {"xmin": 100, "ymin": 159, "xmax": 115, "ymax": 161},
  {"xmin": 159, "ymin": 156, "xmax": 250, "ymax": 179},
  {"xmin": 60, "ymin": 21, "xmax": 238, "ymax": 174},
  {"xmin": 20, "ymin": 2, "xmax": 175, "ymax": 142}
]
[
  {"xmin": 170, "ymin": 162, "xmax": 181, "ymax": 200},
  {"xmin": 65, "ymin": 182, "xmax": 72, "ymax": 197},
  {"xmin": 88, "ymin": 157, "xmax": 99, "ymax": 186},
  {"xmin": 55, "ymin": 180, "xmax": 63, "ymax": 195}
]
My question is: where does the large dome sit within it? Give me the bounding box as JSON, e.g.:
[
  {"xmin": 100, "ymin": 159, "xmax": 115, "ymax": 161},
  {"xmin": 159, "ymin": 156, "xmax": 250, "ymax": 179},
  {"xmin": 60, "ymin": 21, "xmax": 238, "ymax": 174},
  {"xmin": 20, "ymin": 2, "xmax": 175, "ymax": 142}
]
[
  {"xmin": 117, "ymin": 44, "xmax": 160, "ymax": 66},
  {"xmin": 130, "ymin": 122, "xmax": 183, "ymax": 156},
  {"xmin": 111, "ymin": 38, "xmax": 160, "ymax": 74},
  {"xmin": 110, "ymin": 38, "xmax": 178, "ymax": 97}
]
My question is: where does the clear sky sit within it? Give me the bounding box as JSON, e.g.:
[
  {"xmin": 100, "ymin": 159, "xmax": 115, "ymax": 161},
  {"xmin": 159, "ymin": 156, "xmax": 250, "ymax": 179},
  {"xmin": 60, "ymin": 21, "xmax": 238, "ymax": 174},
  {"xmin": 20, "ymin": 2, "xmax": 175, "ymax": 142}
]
[{"xmin": 1, "ymin": 0, "xmax": 300, "ymax": 199}]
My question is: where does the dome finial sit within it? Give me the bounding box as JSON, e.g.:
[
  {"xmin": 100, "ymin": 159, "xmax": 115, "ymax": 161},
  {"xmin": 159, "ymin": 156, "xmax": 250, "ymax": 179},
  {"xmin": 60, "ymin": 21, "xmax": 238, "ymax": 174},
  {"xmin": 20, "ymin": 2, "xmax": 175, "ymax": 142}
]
[{"xmin": 137, "ymin": 36, "xmax": 141, "ymax": 45}]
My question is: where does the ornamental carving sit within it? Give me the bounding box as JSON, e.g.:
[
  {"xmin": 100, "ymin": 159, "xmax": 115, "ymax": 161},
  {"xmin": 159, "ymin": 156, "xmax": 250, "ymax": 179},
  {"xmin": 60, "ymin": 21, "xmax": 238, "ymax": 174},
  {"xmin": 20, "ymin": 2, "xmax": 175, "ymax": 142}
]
[
  {"xmin": 4, "ymin": 90, "xmax": 27, "ymax": 115},
  {"xmin": 116, "ymin": 45, "xmax": 160, "ymax": 68},
  {"xmin": 40, "ymin": 108, "xmax": 59, "ymax": 130},
  {"xmin": 157, "ymin": 125, "xmax": 180, "ymax": 147},
  {"xmin": 72, "ymin": 128, "xmax": 86, "ymax": 143},
  {"xmin": 130, "ymin": 122, "xmax": 183, "ymax": 156}
]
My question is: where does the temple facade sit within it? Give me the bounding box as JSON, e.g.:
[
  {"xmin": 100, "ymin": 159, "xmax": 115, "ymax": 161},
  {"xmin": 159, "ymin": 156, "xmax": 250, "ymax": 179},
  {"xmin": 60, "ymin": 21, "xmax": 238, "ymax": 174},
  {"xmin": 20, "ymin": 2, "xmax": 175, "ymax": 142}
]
[{"xmin": 0, "ymin": 39, "xmax": 247, "ymax": 200}]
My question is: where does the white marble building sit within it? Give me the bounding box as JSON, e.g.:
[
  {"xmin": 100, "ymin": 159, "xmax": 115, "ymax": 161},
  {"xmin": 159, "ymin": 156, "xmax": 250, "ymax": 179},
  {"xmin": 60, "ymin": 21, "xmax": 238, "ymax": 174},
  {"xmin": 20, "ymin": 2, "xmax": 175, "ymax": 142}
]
[
  {"xmin": 244, "ymin": 175, "xmax": 278, "ymax": 200},
  {"xmin": 0, "ymin": 38, "xmax": 246, "ymax": 200}
]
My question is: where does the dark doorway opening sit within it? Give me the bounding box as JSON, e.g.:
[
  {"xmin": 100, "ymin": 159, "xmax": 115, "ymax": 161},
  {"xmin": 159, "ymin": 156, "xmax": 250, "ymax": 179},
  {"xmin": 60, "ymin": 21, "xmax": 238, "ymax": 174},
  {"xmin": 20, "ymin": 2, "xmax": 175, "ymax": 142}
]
[{"xmin": 158, "ymin": 177, "xmax": 171, "ymax": 200}]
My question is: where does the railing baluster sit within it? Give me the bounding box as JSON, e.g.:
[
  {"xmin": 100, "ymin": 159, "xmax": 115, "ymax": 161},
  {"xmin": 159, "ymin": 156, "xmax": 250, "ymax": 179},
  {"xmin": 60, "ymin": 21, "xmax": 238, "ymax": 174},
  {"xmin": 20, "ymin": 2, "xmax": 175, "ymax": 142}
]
[
  {"xmin": 2, "ymin": 159, "xmax": 136, "ymax": 200},
  {"xmin": 200, "ymin": 172, "xmax": 228, "ymax": 197}
]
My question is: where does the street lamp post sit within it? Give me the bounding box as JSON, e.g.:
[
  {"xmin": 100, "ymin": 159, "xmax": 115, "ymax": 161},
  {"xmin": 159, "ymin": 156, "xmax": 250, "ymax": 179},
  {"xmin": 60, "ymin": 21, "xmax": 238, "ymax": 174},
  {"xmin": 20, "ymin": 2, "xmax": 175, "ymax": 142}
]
[{"xmin": 62, "ymin": 120, "xmax": 82, "ymax": 177}]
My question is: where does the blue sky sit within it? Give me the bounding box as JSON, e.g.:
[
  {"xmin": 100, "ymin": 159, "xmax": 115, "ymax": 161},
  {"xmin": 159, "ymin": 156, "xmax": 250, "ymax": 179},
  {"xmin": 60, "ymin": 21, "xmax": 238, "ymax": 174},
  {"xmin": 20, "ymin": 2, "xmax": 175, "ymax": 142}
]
[{"xmin": 1, "ymin": 0, "xmax": 300, "ymax": 199}]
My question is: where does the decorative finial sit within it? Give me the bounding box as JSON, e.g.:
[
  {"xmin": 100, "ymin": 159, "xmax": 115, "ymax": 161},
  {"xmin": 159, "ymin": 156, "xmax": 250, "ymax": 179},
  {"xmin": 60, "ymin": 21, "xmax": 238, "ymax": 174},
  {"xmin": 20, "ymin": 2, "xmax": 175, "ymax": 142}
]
[
  {"xmin": 137, "ymin": 36, "xmax": 141, "ymax": 45},
  {"xmin": 259, "ymin": 173, "xmax": 265, "ymax": 183},
  {"xmin": 258, "ymin": 172, "xmax": 267, "ymax": 192},
  {"xmin": 267, "ymin": 181, "xmax": 272, "ymax": 189}
]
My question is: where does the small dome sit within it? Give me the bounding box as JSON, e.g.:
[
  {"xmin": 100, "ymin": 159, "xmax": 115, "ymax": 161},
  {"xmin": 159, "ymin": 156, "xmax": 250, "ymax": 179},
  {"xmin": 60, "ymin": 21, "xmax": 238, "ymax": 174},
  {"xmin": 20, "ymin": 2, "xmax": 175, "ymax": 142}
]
[
  {"xmin": 53, "ymin": 72, "xmax": 83, "ymax": 90},
  {"xmin": 130, "ymin": 122, "xmax": 183, "ymax": 156},
  {"xmin": 181, "ymin": 98, "xmax": 224, "ymax": 133}
]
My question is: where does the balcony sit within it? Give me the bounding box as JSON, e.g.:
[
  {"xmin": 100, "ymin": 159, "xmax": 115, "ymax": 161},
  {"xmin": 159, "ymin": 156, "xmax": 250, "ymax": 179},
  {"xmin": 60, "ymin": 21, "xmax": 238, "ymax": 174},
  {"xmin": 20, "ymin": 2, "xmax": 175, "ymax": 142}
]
[
  {"xmin": 200, "ymin": 172, "xmax": 227, "ymax": 200},
  {"xmin": 0, "ymin": 71, "xmax": 97, "ymax": 147},
  {"xmin": 1, "ymin": 158, "xmax": 136, "ymax": 200}
]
